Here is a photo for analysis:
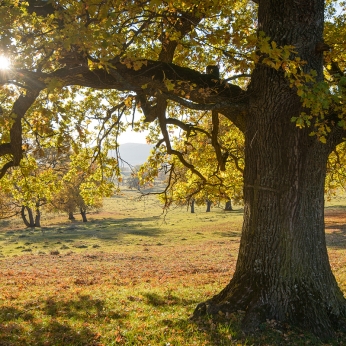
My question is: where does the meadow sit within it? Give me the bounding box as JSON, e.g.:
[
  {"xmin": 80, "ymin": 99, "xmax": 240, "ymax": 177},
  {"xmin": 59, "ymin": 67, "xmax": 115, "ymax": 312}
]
[{"xmin": 1, "ymin": 191, "xmax": 346, "ymax": 345}]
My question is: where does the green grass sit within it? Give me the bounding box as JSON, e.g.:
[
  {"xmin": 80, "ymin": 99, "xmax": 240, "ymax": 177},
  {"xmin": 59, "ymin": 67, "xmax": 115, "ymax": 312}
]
[
  {"xmin": 0, "ymin": 190, "xmax": 345, "ymax": 345},
  {"xmin": 0, "ymin": 191, "xmax": 243, "ymax": 258}
]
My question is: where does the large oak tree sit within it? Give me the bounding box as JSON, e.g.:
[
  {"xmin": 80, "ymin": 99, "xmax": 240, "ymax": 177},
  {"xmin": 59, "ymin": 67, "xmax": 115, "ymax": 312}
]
[{"xmin": 1, "ymin": 0, "xmax": 346, "ymax": 339}]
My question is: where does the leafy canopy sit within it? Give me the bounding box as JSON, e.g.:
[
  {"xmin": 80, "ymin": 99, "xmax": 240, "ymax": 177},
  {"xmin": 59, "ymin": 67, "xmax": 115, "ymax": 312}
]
[{"xmin": 0, "ymin": 0, "xmax": 345, "ymax": 196}]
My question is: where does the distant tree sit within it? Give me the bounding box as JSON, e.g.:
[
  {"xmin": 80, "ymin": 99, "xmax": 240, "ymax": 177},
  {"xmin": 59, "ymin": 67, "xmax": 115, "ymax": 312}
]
[
  {"xmin": 190, "ymin": 198, "xmax": 195, "ymax": 213},
  {"xmin": 0, "ymin": 189, "xmax": 19, "ymax": 220},
  {"xmin": 126, "ymin": 166, "xmax": 141, "ymax": 190},
  {"xmin": 0, "ymin": 146, "xmax": 115, "ymax": 226},
  {"xmin": 0, "ymin": 154, "xmax": 59, "ymax": 227},
  {"xmin": 140, "ymin": 114, "xmax": 244, "ymax": 212},
  {"xmin": 206, "ymin": 199, "xmax": 212, "ymax": 212},
  {"xmin": 224, "ymin": 197, "xmax": 233, "ymax": 211},
  {"xmin": 52, "ymin": 173, "xmax": 104, "ymax": 222},
  {"xmin": 50, "ymin": 149, "xmax": 114, "ymax": 222}
]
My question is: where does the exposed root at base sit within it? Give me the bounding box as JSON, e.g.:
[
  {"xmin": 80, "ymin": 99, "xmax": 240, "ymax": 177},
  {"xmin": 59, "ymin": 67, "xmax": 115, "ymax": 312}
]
[{"xmin": 192, "ymin": 297, "xmax": 346, "ymax": 342}]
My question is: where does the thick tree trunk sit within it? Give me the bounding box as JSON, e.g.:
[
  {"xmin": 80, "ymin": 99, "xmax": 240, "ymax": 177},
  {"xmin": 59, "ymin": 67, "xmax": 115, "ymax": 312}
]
[
  {"xmin": 195, "ymin": 114, "xmax": 346, "ymax": 337},
  {"xmin": 194, "ymin": 0, "xmax": 346, "ymax": 339},
  {"xmin": 80, "ymin": 208, "xmax": 88, "ymax": 222}
]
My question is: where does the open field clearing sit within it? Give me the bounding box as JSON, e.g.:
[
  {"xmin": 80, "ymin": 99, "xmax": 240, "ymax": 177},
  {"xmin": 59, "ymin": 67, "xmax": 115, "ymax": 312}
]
[{"xmin": 0, "ymin": 191, "xmax": 346, "ymax": 345}]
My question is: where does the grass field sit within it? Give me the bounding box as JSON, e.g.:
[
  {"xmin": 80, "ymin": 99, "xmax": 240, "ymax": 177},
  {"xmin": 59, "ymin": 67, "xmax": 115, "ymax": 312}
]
[{"xmin": 0, "ymin": 191, "xmax": 346, "ymax": 345}]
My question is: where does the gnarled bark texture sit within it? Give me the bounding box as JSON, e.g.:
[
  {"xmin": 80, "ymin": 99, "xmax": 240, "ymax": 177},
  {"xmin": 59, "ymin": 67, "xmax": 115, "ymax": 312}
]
[{"xmin": 194, "ymin": 0, "xmax": 346, "ymax": 339}]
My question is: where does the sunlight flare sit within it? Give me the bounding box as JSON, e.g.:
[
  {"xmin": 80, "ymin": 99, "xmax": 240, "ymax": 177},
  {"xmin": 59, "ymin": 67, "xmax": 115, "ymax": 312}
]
[{"xmin": 0, "ymin": 56, "xmax": 11, "ymax": 70}]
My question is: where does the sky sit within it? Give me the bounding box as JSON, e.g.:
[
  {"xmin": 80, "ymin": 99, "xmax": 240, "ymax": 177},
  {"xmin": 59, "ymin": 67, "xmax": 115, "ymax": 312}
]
[{"xmin": 117, "ymin": 127, "xmax": 149, "ymax": 144}]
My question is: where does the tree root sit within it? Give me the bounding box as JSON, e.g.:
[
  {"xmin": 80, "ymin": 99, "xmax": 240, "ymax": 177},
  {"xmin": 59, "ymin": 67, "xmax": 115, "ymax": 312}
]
[{"xmin": 192, "ymin": 287, "xmax": 346, "ymax": 341}]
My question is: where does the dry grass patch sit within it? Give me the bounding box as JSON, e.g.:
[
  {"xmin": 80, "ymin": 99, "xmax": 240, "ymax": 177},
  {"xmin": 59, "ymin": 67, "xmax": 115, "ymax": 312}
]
[{"xmin": 0, "ymin": 192, "xmax": 345, "ymax": 345}]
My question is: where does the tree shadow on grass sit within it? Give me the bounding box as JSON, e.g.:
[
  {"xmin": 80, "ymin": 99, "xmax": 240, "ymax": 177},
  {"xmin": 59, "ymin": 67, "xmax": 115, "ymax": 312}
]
[
  {"xmin": 166, "ymin": 314, "xmax": 327, "ymax": 346},
  {"xmin": 143, "ymin": 292, "xmax": 198, "ymax": 307},
  {"xmin": 0, "ymin": 319, "xmax": 99, "ymax": 346},
  {"xmin": 325, "ymin": 205, "xmax": 346, "ymax": 212},
  {"xmin": 29, "ymin": 320, "xmax": 99, "ymax": 346},
  {"xmin": 88, "ymin": 217, "xmax": 162, "ymax": 237},
  {"xmin": 213, "ymin": 231, "xmax": 241, "ymax": 238},
  {"xmin": 42, "ymin": 295, "xmax": 126, "ymax": 320},
  {"xmin": 59, "ymin": 216, "xmax": 162, "ymax": 238},
  {"xmin": 0, "ymin": 220, "xmax": 11, "ymax": 229},
  {"xmin": 0, "ymin": 306, "xmax": 35, "ymax": 322},
  {"xmin": 0, "ymin": 217, "xmax": 163, "ymax": 252},
  {"xmin": 0, "ymin": 295, "xmax": 124, "ymax": 345},
  {"xmin": 224, "ymin": 209, "xmax": 244, "ymax": 214},
  {"xmin": 159, "ymin": 315, "xmax": 242, "ymax": 346},
  {"xmin": 325, "ymin": 224, "xmax": 346, "ymax": 249}
]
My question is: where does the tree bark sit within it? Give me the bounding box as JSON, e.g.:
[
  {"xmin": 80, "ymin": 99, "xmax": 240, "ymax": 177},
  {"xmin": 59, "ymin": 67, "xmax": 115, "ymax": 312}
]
[
  {"xmin": 190, "ymin": 199, "xmax": 195, "ymax": 213},
  {"xmin": 34, "ymin": 202, "xmax": 41, "ymax": 227},
  {"xmin": 194, "ymin": 0, "xmax": 346, "ymax": 339},
  {"xmin": 206, "ymin": 199, "xmax": 212, "ymax": 212},
  {"xmin": 195, "ymin": 86, "xmax": 346, "ymax": 340},
  {"xmin": 68, "ymin": 211, "xmax": 75, "ymax": 220},
  {"xmin": 224, "ymin": 198, "xmax": 233, "ymax": 211},
  {"xmin": 80, "ymin": 208, "xmax": 88, "ymax": 222},
  {"xmin": 21, "ymin": 206, "xmax": 35, "ymax": 228},
  {"xmin": 34, "ymin": 208, "xmax": 41, "ymax": 227}
]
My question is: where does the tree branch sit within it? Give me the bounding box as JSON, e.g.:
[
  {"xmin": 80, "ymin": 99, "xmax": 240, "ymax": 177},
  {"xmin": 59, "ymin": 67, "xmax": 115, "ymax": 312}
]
[
  {"xmin": 13, "ymin": 59, "xmax": 249, "ymax": 127},
  {"xmin": 0, "ymin": 50, "xmax": 248, "ymax": 175},
  {"xmin": 211, "ymin": 111, "xmax": 226, "ymax": 171},
  {"xmin": 0, "ymin": 89, "xmax": 41, "ymax": 176},
  {"xmin": 165, "ymin": 118, "xmax": 211, "ymax": 138}
]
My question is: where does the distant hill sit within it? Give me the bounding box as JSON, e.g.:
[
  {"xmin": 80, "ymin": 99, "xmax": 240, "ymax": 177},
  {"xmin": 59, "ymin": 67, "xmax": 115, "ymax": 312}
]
[{"xmin": 110, "ymin": 143, "xmax": 153, "ymax": 166}]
